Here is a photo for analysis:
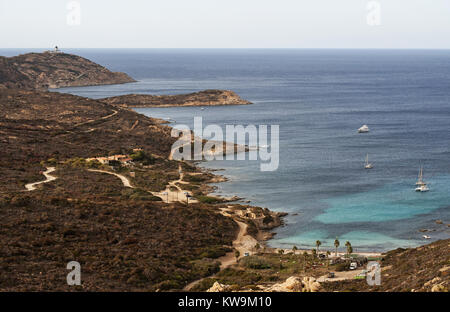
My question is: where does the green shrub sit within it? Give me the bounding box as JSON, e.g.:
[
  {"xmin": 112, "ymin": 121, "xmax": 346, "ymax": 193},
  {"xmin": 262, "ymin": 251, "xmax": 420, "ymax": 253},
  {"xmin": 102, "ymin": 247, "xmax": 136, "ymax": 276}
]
[
  {"xmin": 184, "ymin": 174, "xmax": 208, "ymax": 183},
  {"xmin": 240, "ymin": 256, "xmax": 271, "ymax": 269},
  {"xmin": 156, "ymin": 279, "xmax": 182, "ymax": 290},
  {"xmin": 190, "ymin": 278, "xmax": 216, "ymax": 292},
  {"xmin": 196, "ymin": 195, "xmax": 220, "ymax": 204},
  {"xmin": 334, "ymin": 263, "xmax": 349, "ymax": 272},
  {"xmin": 130, "ymin": 150, "xmax": 155, "ymax": 165},
  {"xmin": 198, "ymin": 246, "xmax": 229, "ymax": 259}
]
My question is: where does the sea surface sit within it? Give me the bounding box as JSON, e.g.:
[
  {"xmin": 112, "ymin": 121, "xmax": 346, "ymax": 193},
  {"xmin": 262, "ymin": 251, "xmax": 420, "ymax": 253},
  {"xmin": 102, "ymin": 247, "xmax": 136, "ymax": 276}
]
[{"xmin": 4, "ymin": 48, "xmax": 449, "ymax": 252}]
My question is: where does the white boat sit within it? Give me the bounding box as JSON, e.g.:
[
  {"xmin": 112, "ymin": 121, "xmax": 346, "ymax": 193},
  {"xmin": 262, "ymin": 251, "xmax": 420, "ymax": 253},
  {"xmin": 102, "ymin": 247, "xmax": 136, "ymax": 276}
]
[
  {"xmin": 416, "ymin": 167, "xmax": 426, "ymax": 185},
  {"xmin": 364, "ymin": 154, "xmax": 373, "ymax": 169},
  {"xmin": 415, "ymin": 184, "xmax": 430, "ymax": 192},
  {"xmin": 423, "ymin": 235, "xmax": 431, "ymax": 239},
  {"xmin": 414, "ymin": 167, "xmax": 430, "ymax": 192},
  {"xmin": 358, "ymin": 125, "xmax": 370, "ymax": 133}
]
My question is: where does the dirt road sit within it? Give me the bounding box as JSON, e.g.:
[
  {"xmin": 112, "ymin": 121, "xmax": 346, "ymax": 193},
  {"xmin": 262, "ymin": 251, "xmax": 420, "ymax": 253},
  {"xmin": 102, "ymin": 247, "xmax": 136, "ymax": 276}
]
[
  {"xmin": 87, "ymin": 169, "xmax": 133, "ymax": 188},
  {"xmin": 25, "ymin": 167, "xmax": 57, "ymax": 191}
]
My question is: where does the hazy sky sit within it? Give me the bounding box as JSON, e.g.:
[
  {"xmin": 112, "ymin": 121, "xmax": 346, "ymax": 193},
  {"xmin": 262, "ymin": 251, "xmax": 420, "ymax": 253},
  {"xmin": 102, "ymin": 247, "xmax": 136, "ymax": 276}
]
[{"xmin": 1, "ymin": 0, "xmax": 449, "ymax": 49}]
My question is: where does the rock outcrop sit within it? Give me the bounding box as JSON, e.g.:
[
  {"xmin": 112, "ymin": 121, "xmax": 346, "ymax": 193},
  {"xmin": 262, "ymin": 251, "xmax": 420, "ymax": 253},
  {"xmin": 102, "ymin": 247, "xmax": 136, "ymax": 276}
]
[
  {"xmin": 207, "ymin": 282, "xmax": 232, "ymax": 292},
  {"xmin": 100, "ymin": 90, "xmax": 252, "ymax": 107},
  {"xmin": 0, "ymin": 52, "xmax": 135, "ymax": 90},
  {"xmin": 206, "ymin": 276, "xmax": 321, "ymax": 292},
  {"xmin": 266, "ymin": 276, "xmax": 321, "ymax": 292}
]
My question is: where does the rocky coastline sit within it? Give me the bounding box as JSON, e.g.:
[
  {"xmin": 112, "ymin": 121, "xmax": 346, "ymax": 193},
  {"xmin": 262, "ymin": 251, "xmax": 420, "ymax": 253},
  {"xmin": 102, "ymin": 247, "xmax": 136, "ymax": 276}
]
[{"xmin": 100, "ymin": 89, "xmax": 252, "ymax": 108}]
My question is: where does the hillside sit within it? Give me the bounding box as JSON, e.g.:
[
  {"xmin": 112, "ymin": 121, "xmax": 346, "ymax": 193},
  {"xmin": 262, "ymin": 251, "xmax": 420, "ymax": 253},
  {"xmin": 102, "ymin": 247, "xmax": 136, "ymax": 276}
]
[
  {"xmin": 0, "ymin": 52, "xmax": 135, "ymax": 90},
  {"xmin": 0, "ymin": 89, "xmax": 176, "ymax": 192},
  {"xmin": 323, "ymin": 239, "xmax": 450, "ymax": 292},
  {"xmin": 0, "ymin": 88, "xmax": 241, "ymax": 291},
  {"xmin": 100, "ymin": 89, "xmax": 252, "ymax": 107}
]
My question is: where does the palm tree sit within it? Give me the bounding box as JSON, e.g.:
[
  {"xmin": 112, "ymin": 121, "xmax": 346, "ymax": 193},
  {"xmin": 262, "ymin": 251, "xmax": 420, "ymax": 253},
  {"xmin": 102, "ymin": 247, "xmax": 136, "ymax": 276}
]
[
  {"xmin": 292, "ymin": 245, "xmax": 298, "ymax": 253},
  {"xmin": 345, "ymin": 241, "xmax": 352, "ymax": 256},
  {"xmin": 334, "ymin": 238, "xmax": 340, "ymax": 257},
  {"xmin": 315, "ymin": 240, "xmax": 322, "ymax": 254}
]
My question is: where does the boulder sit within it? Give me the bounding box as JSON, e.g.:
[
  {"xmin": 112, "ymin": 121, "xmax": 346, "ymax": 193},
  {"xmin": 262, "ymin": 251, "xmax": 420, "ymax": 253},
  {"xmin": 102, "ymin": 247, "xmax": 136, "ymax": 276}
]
[
  {"xmin": 302, "ymin": 276, "xmax": 322, "ymax": 292},
  {"xmin": 265, "ymin": 276, "xmax": 321, "ymax": 292},
  {"xmin": 431, "ymin": 284, "xmax": 447, "ymax": 292},
  {"xmin": 207, "ymin": 282, "xmax": 231, "ymax": 292},
  {"xmin": 266, "ymin": 277, "xmax": 303, "ymax": 292}
]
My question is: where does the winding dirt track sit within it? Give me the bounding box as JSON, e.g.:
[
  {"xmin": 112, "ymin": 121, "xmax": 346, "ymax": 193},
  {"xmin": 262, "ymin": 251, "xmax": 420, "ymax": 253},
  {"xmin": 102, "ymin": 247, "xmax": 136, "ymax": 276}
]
[
  {"xmin": 183, "ymin": 213, "xmax": 256, "ymax": 291},
  {"xmin": 155, "ymin": 165, "xmax": 197, "ymax": 203},
  {"xmin": 87, "ymin": 169, "xmax": 133, "ymax": 188},
  {"xmin": 25, "ymin": 167, "xmax": 57, "ymax": 191}
]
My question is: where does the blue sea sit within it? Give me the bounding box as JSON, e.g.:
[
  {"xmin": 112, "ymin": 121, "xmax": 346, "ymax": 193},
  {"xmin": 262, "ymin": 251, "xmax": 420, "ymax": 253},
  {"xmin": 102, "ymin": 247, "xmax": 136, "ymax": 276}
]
[{"xmin": 4, "ymin": 48, "xmax": 449, "ymax": 252}]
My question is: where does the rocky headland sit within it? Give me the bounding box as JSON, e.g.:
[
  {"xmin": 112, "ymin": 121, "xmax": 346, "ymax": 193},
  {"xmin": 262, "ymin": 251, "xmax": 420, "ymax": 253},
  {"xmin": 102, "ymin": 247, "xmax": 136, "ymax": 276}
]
[
  {"xmin": 100, "ymin": 89, "xmax": 252, "ymax": 107},
  {"xmin": 0, "ymin": 52, "xmax": 135, "ymax": 90}
]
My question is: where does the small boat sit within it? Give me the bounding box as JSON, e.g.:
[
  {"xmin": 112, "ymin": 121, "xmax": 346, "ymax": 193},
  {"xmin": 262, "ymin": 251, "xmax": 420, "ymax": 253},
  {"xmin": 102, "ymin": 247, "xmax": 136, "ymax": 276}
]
[
  {"xmin": 423, "ymin": 235, "xmax": 431, "ymax": 239},
  {"xmin": 415, "ymin": 184, "xmax": 430, "ymax": 192},
  {"xmin": 414, "ymin": 167, "xmax": 430, "ymax": 192},
  {"xmin": 364, "ymin": 154, "xmax": 373, "ymax": 169},
  {"xmin": 358, "ymin": 125, "xmax": 370, "ymax": 133},
  {"xmin": 416, "ymin": 167, "xmax": 426, "ymax": 185}
]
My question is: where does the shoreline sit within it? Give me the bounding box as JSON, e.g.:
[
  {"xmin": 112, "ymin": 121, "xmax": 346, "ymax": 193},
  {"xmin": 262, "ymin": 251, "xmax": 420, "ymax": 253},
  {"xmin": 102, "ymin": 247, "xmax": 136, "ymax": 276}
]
[
  {"xmin": 125, "ymin": 102, "xmax": 252, "ymax": 108},
  {"xmin": 191, "ymin": 160, "xmax": 415, "ymax": 255},
  {"xmin": 153, "ymin": 120, "xmax": 411, "ymax": 255}
]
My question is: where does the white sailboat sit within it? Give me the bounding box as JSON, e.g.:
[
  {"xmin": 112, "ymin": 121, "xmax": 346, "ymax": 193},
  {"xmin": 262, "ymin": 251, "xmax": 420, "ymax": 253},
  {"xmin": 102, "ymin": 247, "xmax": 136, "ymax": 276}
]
[
  {"xmin": 415, "ymin": 167, "xmax": 429, "ymax": 192},
  {"xmin": 416, "ymin": 167, "xmax": 425, "ymax": 185},
  {"xmin": 358, "ymin": 125, "xmax": 370, "ymax": 133},
  {"xmin": 364, "ymin": 154, "xmax": 373, "ymax": 169}
]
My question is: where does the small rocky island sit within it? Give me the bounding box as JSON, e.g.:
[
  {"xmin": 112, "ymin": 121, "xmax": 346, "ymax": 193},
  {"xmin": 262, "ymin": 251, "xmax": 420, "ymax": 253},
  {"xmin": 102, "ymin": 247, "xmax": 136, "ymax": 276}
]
[
  {"xmin": 100, "ymin": 89, "xmax": 252, "ymax": 108},
  {"xmin": 0, "ymin": 51, "xmax": 135, "ymax": 90}
]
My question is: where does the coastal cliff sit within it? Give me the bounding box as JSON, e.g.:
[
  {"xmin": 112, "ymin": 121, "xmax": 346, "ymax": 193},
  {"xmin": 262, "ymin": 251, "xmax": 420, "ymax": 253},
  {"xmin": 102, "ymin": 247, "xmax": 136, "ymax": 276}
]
[
  {"xmin": 100, "ymin": 90, "xmax": 252, "ymax": 107},
  {"xmin": 0, "ymin": 52, "xmax": 135, "ymax": 90}
]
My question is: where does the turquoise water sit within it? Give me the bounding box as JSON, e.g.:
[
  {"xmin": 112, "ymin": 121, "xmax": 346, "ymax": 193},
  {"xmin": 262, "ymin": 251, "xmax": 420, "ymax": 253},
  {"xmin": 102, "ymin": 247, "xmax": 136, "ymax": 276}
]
[
  {"xmin": 18, "ymin": 48, "xmax": 449, "ymax": 252},
  {"xmin": 318, "ymin": 176, "xmax": 450, "ymax": 224},
  {"xmin": 273, "ymin": 231, "xmax": 419, "ymax": 251}
]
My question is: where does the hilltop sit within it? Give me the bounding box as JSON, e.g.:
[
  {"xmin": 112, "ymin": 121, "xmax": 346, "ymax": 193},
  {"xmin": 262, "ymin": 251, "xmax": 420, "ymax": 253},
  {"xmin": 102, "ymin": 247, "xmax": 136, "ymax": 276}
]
[
  {"xmin": 0, "ymin": 52, "xmax": 135, "ymax": 90},
  {"xmin": 100, "ymin": 89, "xmax": 252, "ymax": 107}
]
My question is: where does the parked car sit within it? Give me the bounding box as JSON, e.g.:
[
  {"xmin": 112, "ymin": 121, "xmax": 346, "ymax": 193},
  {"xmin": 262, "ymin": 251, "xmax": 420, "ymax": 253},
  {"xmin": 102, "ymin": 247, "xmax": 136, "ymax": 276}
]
[
  {"xmin": 349, "ymin": 262, "xmax": 358, "ymax": 270},
  {"xmin": 327, "ymin": 272, "xmax": 335, "ymax": 278}
]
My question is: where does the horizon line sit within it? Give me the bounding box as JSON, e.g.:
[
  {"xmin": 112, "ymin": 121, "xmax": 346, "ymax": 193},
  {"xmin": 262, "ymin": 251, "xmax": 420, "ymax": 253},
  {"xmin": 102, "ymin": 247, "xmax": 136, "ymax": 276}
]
[{"xmin": 2, "ymin": 47, "xmax": 450, "ymax": 51}]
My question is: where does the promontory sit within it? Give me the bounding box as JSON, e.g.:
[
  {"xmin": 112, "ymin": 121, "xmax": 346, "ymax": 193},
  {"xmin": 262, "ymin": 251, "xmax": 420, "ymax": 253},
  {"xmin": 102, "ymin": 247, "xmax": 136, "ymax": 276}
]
[
  {"xmin": 100, "ymin": 89, "xmax": 252, "ymax": 108},
  {"xmin": 0, "ymin": 51, "xmax": 135, "ymax": 90}
]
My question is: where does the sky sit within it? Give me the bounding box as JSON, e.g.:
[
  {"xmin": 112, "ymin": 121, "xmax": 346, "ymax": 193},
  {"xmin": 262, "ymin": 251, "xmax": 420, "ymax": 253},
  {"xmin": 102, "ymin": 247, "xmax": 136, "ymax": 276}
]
[{"xmin": 0, "ymin": 0, "xmax": 449, "ymax": 49}]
